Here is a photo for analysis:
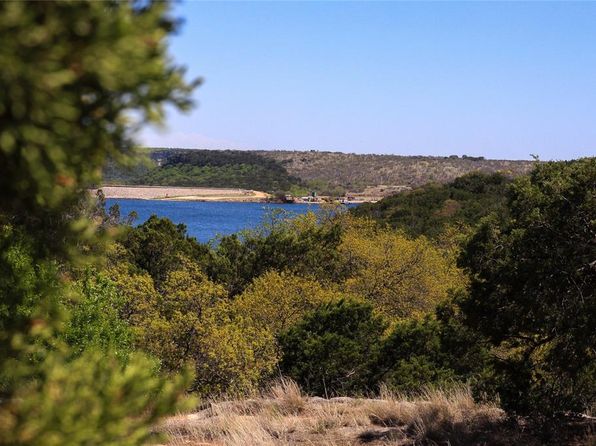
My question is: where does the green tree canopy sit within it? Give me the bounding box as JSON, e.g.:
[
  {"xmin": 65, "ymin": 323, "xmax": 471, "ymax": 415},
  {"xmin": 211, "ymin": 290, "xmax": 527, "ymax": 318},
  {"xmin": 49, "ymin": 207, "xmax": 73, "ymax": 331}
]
[
  {"xmin": 458, "ymin": 158, "xmax": 596, "ymax": 415},
  {"xmin": 207, "ymin": 211, "xmax": 344, "ymax": 296},
  {"xmin": 120, "ymin": 215, "xmax": 210, "ymax": 286},
  {"xmin": 279, "ymin": 299, "xmax": 387, "ymax": 396}
]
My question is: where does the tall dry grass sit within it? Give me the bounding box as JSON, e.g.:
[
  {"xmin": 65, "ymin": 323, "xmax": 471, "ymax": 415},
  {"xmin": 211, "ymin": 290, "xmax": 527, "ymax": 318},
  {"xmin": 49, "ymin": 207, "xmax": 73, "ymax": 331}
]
[{"xmin": 156, "ymin": 379, "xmax": 511, "ymax": 446}]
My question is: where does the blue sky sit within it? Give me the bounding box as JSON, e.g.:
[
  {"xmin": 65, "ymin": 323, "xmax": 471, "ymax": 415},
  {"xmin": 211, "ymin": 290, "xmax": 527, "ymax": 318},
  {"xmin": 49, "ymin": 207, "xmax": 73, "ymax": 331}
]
[{"xmin": 141, "ymin": 1, "xmax": 596, "ymax": 160}]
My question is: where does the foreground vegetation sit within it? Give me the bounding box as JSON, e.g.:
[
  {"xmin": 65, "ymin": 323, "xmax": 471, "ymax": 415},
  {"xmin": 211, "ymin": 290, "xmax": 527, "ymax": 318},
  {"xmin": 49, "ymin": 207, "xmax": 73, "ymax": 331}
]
[
  {"xmin": 44, "ymin": 158, "xmax": 596, "ymax": 444},
  {"xmin": 0, "ymin": 2, "xmax": 594, "ymax": 445},
  {"xmin": 91, "ymin": 158, "xmax": 596, "ymax": 417},
  {"xmin": 0, "ymin": 2, "xmax": 198, "ymax": 444}
]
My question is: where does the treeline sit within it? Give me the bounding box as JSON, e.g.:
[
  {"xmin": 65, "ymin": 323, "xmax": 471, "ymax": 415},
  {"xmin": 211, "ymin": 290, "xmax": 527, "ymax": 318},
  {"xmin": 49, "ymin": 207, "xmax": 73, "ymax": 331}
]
[
  {"xmin": 104, "ymin": 148, "xmax": 304, "ymax": 193},
  {"xmin": 77, "ymin": 198, "xmax": 467, "ymax": 397}
]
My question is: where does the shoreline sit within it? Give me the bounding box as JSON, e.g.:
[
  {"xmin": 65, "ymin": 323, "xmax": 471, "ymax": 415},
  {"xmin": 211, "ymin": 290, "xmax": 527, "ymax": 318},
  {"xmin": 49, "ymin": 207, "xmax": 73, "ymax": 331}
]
[
  {"xmin": 92, "ymin": 185, "xmax": 371, "ymax": 204},
  {"xmin": 92, "ymin": 185, "xmax": 272, "ymax": 203}
]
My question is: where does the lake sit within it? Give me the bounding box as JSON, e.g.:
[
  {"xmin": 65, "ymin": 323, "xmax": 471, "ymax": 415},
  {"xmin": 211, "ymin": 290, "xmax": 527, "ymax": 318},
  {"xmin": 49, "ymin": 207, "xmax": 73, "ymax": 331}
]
[{"xmin": 106, "ymin": 199, "xmax": 355, "ymax": 242}]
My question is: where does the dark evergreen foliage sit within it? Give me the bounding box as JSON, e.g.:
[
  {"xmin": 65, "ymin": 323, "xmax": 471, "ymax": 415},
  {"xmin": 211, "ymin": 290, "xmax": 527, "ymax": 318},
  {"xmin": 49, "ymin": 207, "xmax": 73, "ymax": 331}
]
[
  {"xmin": 375, "ymin": 298, "xmax": 492, "ymax": 393},
  {"xmin": 352, "ymin": 172, "xmax": 513, "ymax": 237},
  {"xmin": 105, "ymin": 149, "xmax": 304, "ymax": 193},
  {"xmin": 0, "ymin": 1, "xmax": 197, "ymax": 443},
  {"xmin": 120, "ymin": 215, "xmax": 210, "ymax": 286},
  {"xmin": 205, "ymin": 216, "xmax": 344, "ymax": 296},
  {"xmin": 279, "ymin": 299, "xmax": 387, "ymax": 396},
  {"xmin": 458, "ymin": 158, "xmax": 596, "ymax": 415}
]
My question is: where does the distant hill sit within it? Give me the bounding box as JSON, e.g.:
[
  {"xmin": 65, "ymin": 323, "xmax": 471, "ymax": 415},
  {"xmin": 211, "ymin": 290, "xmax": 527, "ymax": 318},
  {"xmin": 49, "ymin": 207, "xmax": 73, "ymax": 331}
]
[
  {"xmin": 103, "ymin": 149, "xmax": 303, "ymax": 193},
  {"xmin": 103, "ymin": 148, "xmax": 535, "ymax": 195},
  {"xmin": 256, "ymin": 150, "xmax": 534, "ymax": 191},
  {"xmin": 352, "ymin": 171, "xmax": 513, "ymax": 238}
]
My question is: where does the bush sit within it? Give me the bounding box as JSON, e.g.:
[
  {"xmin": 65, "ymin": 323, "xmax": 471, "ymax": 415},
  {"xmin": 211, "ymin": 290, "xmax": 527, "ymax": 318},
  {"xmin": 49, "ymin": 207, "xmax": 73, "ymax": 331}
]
[
  {"xmin": 0, "ymin": 1, "xmax": 198, "ymax": 443},
  {"xmin": 62, "ymin": 271, "xmax": 134, "ymax": 362},
  {"xmin": 374, "ymin": 299, "xmax": 491, "ymax": 393},
  {"xmin": 110, "ymin": 258, "xmax": 277, "ymax": 396},
  {"xmin": 121, "ymin": 216, "xmax": 210, "ymax": 286},
  {"xmin": 279, "ymin": 299, "xmax": 387, "ymax": 396},
  {"xmin": 232, "ymin": 270, "xmax": 337, "ymax": 335},
  {"xmin": 352, "ymin": 172, "xmax": 512, "ymax": 238},
  {"xmin": 338, "ymin": 218, "xmax": 467, "ymax": 319},
  {"xmin": 0, "ymin": 350, "xmax": 191, "ymax": 446}
]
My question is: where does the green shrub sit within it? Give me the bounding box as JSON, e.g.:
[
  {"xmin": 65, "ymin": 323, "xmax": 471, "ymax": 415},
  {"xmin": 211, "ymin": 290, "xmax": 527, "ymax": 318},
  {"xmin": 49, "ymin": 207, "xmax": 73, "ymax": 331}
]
[
  {"xmin": 207, "ymin": 211, "xmax": 344, "ymax": 296},
  {"xmin": 279, "ymin": 298, "xmax": 386, "ymax": 396},
  {"xmin": 0, "ymin": 350, "xmax": 191, "ymax": 446},
  {"xmin": 62, "ymin": 271, "xmax": 134, "ymax": 363},
  {"xmin": 374, "ymin": 299, "xmax": 491, "ymax": 393},
  {"xmin": 352, "ymin": 172, "xmax": 512, "ymax": 238},
  {"xmin": 121, "ymin": 215, "xmax": 210, "ymax": 286}
]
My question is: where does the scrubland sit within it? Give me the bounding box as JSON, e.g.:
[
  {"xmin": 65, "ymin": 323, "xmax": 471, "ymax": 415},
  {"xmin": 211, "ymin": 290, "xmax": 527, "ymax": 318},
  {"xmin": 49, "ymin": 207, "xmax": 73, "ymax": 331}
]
[
  {"xmin": 104, "ymin": 148, "xmax": 534, "ymax": 196},
  {"xmin": 258, "ymin": 150, "xmax": 534, "ymax": 190}
]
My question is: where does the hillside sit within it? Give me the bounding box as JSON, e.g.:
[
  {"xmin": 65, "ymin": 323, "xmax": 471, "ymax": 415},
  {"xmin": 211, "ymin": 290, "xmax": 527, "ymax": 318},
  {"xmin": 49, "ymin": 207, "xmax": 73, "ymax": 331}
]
[
  {"xmin": 103, "ymin": 149, "xmax": 303, "ymax": 193},
  {"xmin": 257, "ymin": 150, "xmax": 534, "ymax": 191},
  {"xmin": 352, "ymin": 171, "xmax": 512, "ymax": 238},
  {"xmin": 104, "ymin": 148, "xmax": 535, "ymax": 195}
]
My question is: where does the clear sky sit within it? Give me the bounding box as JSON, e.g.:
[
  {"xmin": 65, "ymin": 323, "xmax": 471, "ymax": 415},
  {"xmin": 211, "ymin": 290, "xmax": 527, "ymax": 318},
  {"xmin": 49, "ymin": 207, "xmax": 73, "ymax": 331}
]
[{"xmin": 141, "ymin": 1, "xmax": 596, "ymax": 160}]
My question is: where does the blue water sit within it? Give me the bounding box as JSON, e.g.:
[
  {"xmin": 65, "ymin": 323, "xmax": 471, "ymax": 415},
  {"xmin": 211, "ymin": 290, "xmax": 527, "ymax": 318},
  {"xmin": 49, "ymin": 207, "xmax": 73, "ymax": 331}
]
[{"xmin": 106, "ymin": 199, "xmax": 352, "ymax": 243}]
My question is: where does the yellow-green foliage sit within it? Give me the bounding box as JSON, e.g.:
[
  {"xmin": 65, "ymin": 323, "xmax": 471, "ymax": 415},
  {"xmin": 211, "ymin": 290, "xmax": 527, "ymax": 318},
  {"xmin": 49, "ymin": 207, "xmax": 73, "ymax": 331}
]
[
  {"xmin": 339, "ymin": 218, "xmax": 467, "ymax": 319},
  {"xmin": 107, "ymin": 261, "xmax": 160, "ymax": 327},
  {"xmin": 0, "ymin": 351, "xmax": 192, "ymax": 446},
  {"xmin": 110, "ymin": 257, "xmax": 277, "ymax": 396},
  {"xmin": 232, "ymin": 270, "xmax": 338, "ymax": 335},
  {"xmin": 103, "ymin": 213, "xmax": 469, "ymax": 398},
  {"xmin": 159, "ymin": 258, "xmax": 225, "ymax": 314},
  {"xmin": 192, "ymin": 302, "xmax": 277, "ymax": 396}
]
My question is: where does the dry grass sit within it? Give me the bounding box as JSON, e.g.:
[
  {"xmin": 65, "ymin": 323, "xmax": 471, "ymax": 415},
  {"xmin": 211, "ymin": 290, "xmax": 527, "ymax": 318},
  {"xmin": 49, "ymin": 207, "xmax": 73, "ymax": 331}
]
[{"xmin": 154, "ymin": 380, "xmax": 523, "ymax": 446}]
